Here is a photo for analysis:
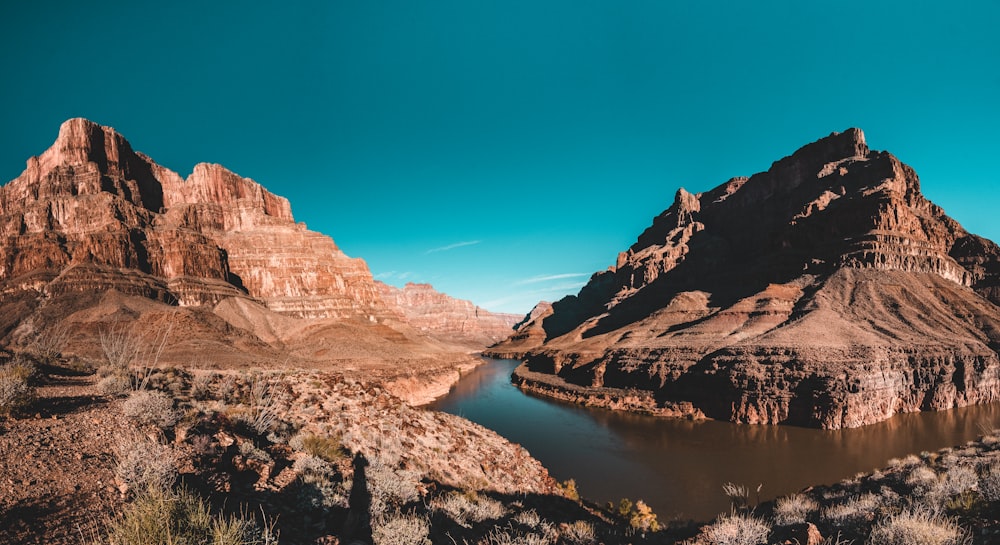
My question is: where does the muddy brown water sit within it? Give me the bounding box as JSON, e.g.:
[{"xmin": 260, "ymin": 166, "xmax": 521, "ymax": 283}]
[{"xmin": 428, "ymin": 358, "xmax": 1000, "ymax": 522}]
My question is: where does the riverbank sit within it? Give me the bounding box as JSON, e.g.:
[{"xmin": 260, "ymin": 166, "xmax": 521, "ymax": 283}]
[{"xmin": 512, "ymin": 362, "xmax": 706, "ymax": 419}]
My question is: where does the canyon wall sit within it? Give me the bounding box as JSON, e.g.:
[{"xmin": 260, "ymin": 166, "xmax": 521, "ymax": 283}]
[{"xmin": 493, "ymin": 128, "xmax": 1000, "ymax": 428}]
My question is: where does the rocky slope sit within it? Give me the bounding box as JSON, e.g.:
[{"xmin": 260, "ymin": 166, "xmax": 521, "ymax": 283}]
[
  {"xmin": 377, "ymin": 281, "xmax": 520, "ymax": 348},
  {"xmin": 493, "ymin": 128, "xmax": 1000, "ymax": 429},
  {"xmin": 0, "ymin": 119, "xmax": 502, "ymax": 401}
]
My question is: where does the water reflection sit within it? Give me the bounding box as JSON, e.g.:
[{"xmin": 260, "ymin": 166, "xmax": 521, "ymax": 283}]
[{"xmin": 429, "ymin": 359, "xmax": 1000, "ymax": 521}]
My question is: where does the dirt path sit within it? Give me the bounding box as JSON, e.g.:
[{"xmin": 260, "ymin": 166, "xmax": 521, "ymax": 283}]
[{"xmin": 0, "ymin": 373, "xmax": 125, "ymax": 544}]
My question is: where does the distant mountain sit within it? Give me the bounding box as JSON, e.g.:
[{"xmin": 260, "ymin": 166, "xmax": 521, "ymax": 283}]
[
  {"xmin": 0, "ymin": 118, "xmax": 508, "ymax": 401},
  {"xmin": 491, "ymin": 129, "xmax": 1000, "ymax": 428},
  {"xmin": 377, "ymin": 282, "xmax": 520, "ymax": 348}
]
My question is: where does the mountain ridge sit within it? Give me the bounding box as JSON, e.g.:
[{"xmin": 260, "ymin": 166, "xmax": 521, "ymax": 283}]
[
  {"xmin": 0, "ymin": 118, "xmax": 515, "ymax": 402},
  {"xmin": 490, "ymin": 128, "xmax": 1000, "ymax": 428}
]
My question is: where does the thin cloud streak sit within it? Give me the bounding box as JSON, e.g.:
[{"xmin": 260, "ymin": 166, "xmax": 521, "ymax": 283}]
[
  {"xmin": 425, "ymin": 240, "xmax": 481, "ymax": 254},
  {"xmin": 480, "ymin": 282, "xmax": 587, "ymax": 313},
  {"xmin": 514, "ymin": 272, "xmax": 590, "ymax": 286}
]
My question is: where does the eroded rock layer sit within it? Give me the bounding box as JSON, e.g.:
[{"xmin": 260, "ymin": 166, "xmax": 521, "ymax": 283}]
[
  {"xmin": 377, "ymin": 282, "xmax": 520, "ymax": 348},
  {"xmin": 0, "ymin": 119, "xmax": 505, "ymax": 399},
  {"xmin": 493, "ymin": 128, "xmax": 1000, "ymax": 428}
]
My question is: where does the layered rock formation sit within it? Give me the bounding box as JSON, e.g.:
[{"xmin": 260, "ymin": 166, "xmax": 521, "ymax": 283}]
[
  {"xmin": 0, "ymin": 118, "xmax": 391, "ymax": 319},
  {"xmin": 493, "ymin": 128, "xmax": 1000, "ymax": 428},
  {"xmin": 377, "ymin": 282, "xmax": 519, "ymax": 348},
  {"xmin": 0, "ymin": 119, "xmax": 503, "ymax": 400}
]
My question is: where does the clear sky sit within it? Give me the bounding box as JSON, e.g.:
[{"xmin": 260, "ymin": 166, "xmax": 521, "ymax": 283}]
[{"xmin": 1, "ymin": 1, "xmax": 997, "ymax": 314}]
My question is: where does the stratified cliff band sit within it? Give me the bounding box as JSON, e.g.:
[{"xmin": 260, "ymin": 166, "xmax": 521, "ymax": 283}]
[
  {"xmin": 0, "ymin": 119, "xmax": 515, "ymax": 397},
  {"xmin": 491, "ymin": 128, "xmax": 1000, "ymax": 429}
]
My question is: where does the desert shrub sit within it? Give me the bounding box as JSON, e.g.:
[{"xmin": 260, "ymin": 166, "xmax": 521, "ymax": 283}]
[
  {"xmin": 92, "ymin": 486, "xmax": 277, "ymax": 545},
  {"xmin": 290, "ymin": 432, "xmax": 346, "ymax": 463},
  {"xmin": 240, "ymin": 374, "xmax": 279, "ymax": 435},
  {"xmin": 371, "ymin": 511, "xmax": 431, "ymax": 545},
  {"xmin": 114, "ymin": 433, "xmax": 177, "ymax": 493},
  {"xmin": 0, "ymin": 361, "xmax": 36, "ymax": 415},
  {"xmin": 822, "ymin": 493, "xmax": 881, "ymax": 525},
  {"xmin": 238, "ymin": 440, "xmax": 272, "ymax": 464},
  {"xmin": 481, "ymin": 527, "xmax": 551, "ymax": 545},
  {"xmin": 97, "ymin": 373, "xmax": 132, "ymax": 396},
  {"xmin": 627, "ymin": 499, "xmax": 660, "ymax": 533},
  {"xmin": 122, "ymin": 390, "xmax": 178, "ymax": 430},
  {"xmin": 431, "ymin": 490, "xmax": 506, "ymax": 527},
  {"xmin": 560, "ymin": 478, "xmax": 580, "ymax": 501},
  {"xmin": 866, "ymin": 508, "xmax": 967, "ymax": 545},
  {"xmin": 705, "ymin": 512, "xmax": 770, "ymax": 545},
  {"xmin": 722, "ymin": 482, "xmax": 751, "ymax": 511},
  {"xmin": 514, "ymin": 508, "xmax": 542, "ymax": 529},
  {"xmin": 191, "ymin": 372, "xmax": 216, "ymax": 401},
  {"xmin": 562, "ymin": 520, "xmax": 597, "ymax": 544},
  {"xmin": 979, "ymin": 459, "xmax": 1000, "ymax": 501},
  {"xmin": 291, "ymin": 454, "xmax": 349, "ymax": 511},
  {"xmin": 28, "ymin": 322, "xmax": 73, "ymax": 362},
  {"xmin": 774, "ymin": 493, "xmax": 819, "ymax": 525},
  {"xmin": 367, "ymin": 459, "xmax": 422, "ymax": 517}
]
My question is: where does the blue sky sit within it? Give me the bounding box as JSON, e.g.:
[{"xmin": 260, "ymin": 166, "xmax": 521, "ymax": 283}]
[{"xmin": 1, "ymin": 1, "xmax": 997, "ymax": 314}]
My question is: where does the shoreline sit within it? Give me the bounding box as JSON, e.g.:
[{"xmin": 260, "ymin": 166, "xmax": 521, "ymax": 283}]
[{"xmin": 511, "ymin": 362, "xmax": 706, "ymax": 419}]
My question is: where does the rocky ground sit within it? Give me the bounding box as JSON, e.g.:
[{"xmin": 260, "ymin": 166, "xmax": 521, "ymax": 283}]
[{"xmin": 0, "ymin": 352, "xmax": 683, "ymax": 545}]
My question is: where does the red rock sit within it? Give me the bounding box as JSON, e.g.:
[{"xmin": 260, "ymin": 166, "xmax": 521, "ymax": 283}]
[
  {"xmin": 377, "ymin": 282, "xmax": 519, "ymax": 348},
  {"xmin": 0, "ymin": 118, "xmax": 506, "ymax": 379},
  {"xmin": 495, "ymin": 128, "xmax": 1000, "ymax": 428}
]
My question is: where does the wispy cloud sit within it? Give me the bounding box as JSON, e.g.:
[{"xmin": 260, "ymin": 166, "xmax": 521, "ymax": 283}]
[
  {"xmin": 374, "ymin": 270, "xmax": 413, "ymax": 281},
  {"xmin": 425, "ymin": 240, "xmax": 481, "ymax": 254},
  {"xmin": 514, "ymin": 272, "xmax": 589, "ymax": 286},
  {"xmin": 480, "ymin": 282, "xmax": 587, "ymax": 313}
]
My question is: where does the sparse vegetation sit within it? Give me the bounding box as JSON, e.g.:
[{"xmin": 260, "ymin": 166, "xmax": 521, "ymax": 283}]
[
  {"xmin": 371, "ymin": 510, "xmax": 431, "ymax": 545},
  {"xmin": 121, "ymin": 389, "xmax": 178, "ymax": 430},
  {"xmin": 866, "ymin": 508, "xmax": 967, "ymax": 545},
  {"xmin": 0, "ymin": 359, "xmax": 36, "ymax": 416},
  {"xmin": 774, "ymin": 493, "xmax": 819, "ymax": 526},
  {"xmin": 91, "ymin": 486, "xmax": 278, "ymax": 545},
  {"xmin": 430, "ymin": 490, "xmax": 506, "ymax": 527},
  {"xmin": 290, "ymin": 432, "xmax": 346, "ymax": 463},
  {"xmin": 704, "ymin": 512, "xmax": 770, "ymax": 545},
  {"xmin": 113, "ymin": 432, "xmax": 178, "ymax": 494}
]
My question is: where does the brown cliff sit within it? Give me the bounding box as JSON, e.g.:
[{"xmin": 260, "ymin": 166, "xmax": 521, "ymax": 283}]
[
  {"xmin": 494, "ymin": 128, "xmax": 1000, "ymax": 428},
  {"xmin": 0, "ymin": 119, "xmax": 500, "ymax": 402},
  {"xmin": 376, "ymin": 282, "xmax": 519, "ymax": 348}
]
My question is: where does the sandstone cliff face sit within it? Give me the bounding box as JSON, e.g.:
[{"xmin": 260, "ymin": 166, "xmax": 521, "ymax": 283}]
[
  {"xmin": 0, "ymin": 118, "xmax": 505, "ymax": 392},
  {"xmin": 496, "ymin": 129, "xmax": 1000, "ymax": 428},
  {"xmin": 0, "ymin": 118, "xmax": 386, "ymax": 318},
  {"xmin": 376, "ymin": 282, "xmax": 519, "ymax": 348}
]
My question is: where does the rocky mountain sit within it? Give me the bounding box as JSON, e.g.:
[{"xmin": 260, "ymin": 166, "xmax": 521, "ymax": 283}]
[
  {"xmin": 376, "ymin": 281, "xmax": 519, "ymax": 348},
  {"xmin": 0, "ymin": 118, "xmax": 503, "ymax": 401},
  {"xmin": 491, "ymin": 128, "xmax": 1000, "ymax": 429}
]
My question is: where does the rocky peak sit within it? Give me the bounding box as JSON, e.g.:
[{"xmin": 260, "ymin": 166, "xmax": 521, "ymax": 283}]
[
  {"xmin": 163, "ymin": 163, "xmax": 293, "ymax": 222},
  {"xmin": 3, "ymin": 118, "xmax": 164, "ymax": 213},
  {"xmin": 493, "ymin": 127, "xmax": 1000, "ymax": 429}
]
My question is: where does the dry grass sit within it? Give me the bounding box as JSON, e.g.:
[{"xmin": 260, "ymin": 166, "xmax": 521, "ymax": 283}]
[
  {"xmin": 91, "ymin": 486, "xmax": 278, "ymax": 545},
  {"xmin": 705, "ymin": 512, "xmax": 770, "ymax": 545},
  {"xmin": 371, "ymin": 511, "xmax": 431, "ymax": 545},
  {"xmin": 774, "ymin": 493, "xmax": 819, "ymax": 526},
  {"xmin": 431, "ymin": 490, "xmax": 506, "ymax": 528},
  {"xmin": 866, "ymin": 508, "xmax": 968, "ymax": 545}
]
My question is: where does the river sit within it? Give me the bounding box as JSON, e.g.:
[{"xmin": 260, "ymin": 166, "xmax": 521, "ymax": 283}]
[{"xmin": 428, "ymin": 358, "xmax": 1000, "ymax": 522}]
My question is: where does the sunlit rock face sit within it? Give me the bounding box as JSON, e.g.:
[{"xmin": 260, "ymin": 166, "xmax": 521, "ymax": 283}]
[
  {"xmin": 0, "ymin": 118, "xmax": 390, "ymax": 319},
  {"xmin": 494, "ymin": 128, "xmax": 1000, "ymax": 429},
  {"xmin": 376, "ymin": 281, "xmax": 520, "ymax": 348}
]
